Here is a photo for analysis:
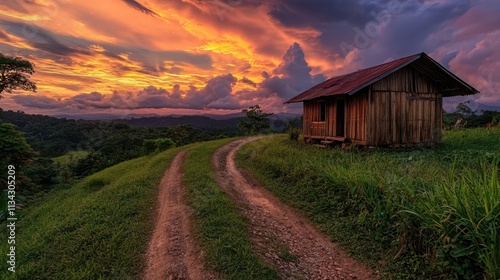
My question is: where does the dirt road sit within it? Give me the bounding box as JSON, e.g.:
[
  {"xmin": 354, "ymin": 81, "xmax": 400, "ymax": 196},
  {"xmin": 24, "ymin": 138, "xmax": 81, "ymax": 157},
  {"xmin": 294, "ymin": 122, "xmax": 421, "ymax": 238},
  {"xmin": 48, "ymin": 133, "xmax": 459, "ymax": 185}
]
[
  {"xmin": 213, "ymin": 138, "xmax": 377, "ymax": 280},
  {"xmin": 144, "ymin": 150, "xmax": 216, "ymax": 280}
]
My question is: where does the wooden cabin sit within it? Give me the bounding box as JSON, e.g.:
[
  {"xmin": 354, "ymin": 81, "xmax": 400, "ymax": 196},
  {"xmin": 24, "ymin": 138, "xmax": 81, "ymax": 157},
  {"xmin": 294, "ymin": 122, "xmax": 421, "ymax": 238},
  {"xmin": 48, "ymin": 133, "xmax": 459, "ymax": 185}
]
[{"xmin": 285, "ymin": 52, "xmax": 478, "ymax": 146}]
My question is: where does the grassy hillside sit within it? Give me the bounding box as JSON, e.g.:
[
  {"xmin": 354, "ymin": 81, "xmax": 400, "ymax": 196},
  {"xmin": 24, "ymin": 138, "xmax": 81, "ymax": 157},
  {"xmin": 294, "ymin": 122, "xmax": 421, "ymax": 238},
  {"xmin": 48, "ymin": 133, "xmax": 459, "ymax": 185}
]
[
  {"xmin": 0, "ymin": 147, "xmax": 181, "ymax": 279},
  {"xmin": 237, "ymin": 129, "xmax": 500, "ymax": 279},
  {"xmin": 52, "ymin": 150, "xmax": 89, "ymax": 164}
]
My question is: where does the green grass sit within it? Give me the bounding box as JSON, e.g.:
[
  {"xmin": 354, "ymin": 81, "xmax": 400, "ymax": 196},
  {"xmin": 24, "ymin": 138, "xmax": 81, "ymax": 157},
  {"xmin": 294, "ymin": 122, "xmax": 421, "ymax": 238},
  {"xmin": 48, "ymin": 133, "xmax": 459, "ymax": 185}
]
[
  {"xmin": 182, "ymin": 139, "xmax": 279, "ymax": 280},
  {"xmin": 52, "ymin": 150, "xmax": 89, "ymax": 164},
  {"xmin": 0, "ymin": 147, "xmax": 181, "ymax": 279},
  {"xmin": 237, "ymin": 128, "xmax": 500, "ymax": 279}
]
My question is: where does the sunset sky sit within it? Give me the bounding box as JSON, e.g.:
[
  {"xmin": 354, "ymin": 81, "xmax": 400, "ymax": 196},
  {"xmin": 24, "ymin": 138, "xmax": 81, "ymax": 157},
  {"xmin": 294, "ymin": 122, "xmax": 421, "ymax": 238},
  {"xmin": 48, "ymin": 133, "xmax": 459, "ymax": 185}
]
[{"xmin": 0, "ymin": 0, "xmax": 499, "ymax": 117}]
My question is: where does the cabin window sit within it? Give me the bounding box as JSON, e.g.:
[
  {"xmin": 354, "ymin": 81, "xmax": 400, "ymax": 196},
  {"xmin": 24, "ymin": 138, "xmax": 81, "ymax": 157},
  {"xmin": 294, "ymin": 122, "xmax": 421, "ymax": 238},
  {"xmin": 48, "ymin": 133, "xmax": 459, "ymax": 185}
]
[{"xmin": 319, "ymin": 102, "xmax": 326, "ymax": 121}]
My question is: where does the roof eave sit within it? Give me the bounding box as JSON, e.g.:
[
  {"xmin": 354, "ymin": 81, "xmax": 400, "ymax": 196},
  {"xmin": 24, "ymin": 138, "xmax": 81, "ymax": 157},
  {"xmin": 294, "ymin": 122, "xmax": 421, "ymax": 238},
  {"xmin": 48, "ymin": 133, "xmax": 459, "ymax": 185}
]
[{"xmin": 420, "ymin": 53, "xmax": 480, "ymax": 95}]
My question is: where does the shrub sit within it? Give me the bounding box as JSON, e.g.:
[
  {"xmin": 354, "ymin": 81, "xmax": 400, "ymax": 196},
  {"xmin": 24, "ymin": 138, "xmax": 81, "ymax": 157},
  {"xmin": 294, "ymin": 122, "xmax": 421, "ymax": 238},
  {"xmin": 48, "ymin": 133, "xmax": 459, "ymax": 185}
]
[
  {"xmin": 142, "ymin": 138, "xmax": 176, "ymax": 154},
  {"xmin": 287, "ymin": 118, "xmax": 301, "ymax": 141},
  {"xmin": 288, "ymin": 127, "xmax": 300, "ymax": 141}
]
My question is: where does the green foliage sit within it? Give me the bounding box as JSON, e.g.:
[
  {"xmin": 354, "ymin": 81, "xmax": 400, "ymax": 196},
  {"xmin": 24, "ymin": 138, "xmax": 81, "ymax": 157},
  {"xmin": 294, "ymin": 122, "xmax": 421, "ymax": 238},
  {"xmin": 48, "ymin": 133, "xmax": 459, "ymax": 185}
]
[
  {"xmin": 0, "ymin": 147, "xmax": 180, "ymax": 279},
  {"xmin": 238, "ymin": 105, "xmax": 273, "ymax": 135},
  {"xmin": 0, "ymin": 53, "xmax": 37, "ymax": 97},
  {"xmin": 287, "ymin": 118, "xmax": 301, "ymax": 141},
  {"xmin": 23, "ymin": 157, "xmax": 61, "ymax": 188},
  {"xmin": 405, "ymin": 161, "xmax": 499, "ymax": 279},
  {"xmin": 0, "ymin": 111, "xmax": 243, "ymax": 180},
  {"xmin": 442, "ymin": 102, "xmax": 500, "ymax": 129},
  {"xmin": 455, "ymin": 101, "xmax": 476, "ymax": 117},
  {"xmin": 0, "ymin": 121, "xmax": 36, "ymax": 168},
  {"xmin": 237, "ymin": 129, "xmax": 500, "ymax": 279},
  {"xmin": 71, "ymin": 151, "xmax": 105, "ymax": 178},
  {"xmin": 51, "ymin": 151, "xmax": 89, "ymax": 165},
  {"xmin": 142, "ymin": 138, "xmax": 176, "ymax": 154},
  {"xmin": 0, "ymin": 121, "xmax": 37, "ymax": 196},
  {"xmin": 183, "ymin": 139, "xmax": 279, "ymax": 279},
  {"xmin": 0, "ymin": 111, "xmax": 239, "ymax": 158}
]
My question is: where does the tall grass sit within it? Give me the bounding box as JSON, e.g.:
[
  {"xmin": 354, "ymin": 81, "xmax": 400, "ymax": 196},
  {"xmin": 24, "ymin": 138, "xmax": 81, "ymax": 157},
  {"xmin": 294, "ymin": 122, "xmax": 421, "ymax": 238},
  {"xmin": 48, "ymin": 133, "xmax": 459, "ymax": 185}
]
[
  {"xmin": 0, "ymin": 147, "xmax": 180, "ymax": 279},
  {"xmin": 406, "ymin": 160, "xmax": 500, "ymax": 279},
  {"xmin": 183, "ymin": 139, "xmax": 279, "ymax": 280},
  {"xmin": 237, "ymin": 128, "xmax": 500, "ymax": 279}
]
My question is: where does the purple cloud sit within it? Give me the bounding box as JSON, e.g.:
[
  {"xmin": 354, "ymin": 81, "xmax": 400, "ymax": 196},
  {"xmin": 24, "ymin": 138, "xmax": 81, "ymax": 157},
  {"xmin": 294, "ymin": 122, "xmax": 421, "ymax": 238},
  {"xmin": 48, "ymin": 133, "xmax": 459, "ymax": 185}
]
[{"xmin": 121, "ymin": 0, "xmax": 159, "ymax": 16}]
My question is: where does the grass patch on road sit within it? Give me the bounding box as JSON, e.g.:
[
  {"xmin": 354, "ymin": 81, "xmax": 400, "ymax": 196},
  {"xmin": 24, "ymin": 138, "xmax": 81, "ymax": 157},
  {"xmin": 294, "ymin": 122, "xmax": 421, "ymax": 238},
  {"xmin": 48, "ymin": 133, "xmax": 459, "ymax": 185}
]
[
  {"xmin": 183, "ymin": 139, "xmax": 279, "ymax": 280},
  {"xmin": 0, "ymin": 147, "xmax": 180, "ymax": 279}
]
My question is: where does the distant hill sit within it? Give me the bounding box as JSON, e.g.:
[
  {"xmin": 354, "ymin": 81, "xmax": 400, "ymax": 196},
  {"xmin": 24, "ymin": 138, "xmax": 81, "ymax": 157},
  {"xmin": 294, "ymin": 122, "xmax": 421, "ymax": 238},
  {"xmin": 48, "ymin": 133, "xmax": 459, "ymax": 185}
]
[
  {"xmin": 52, "ymin": 113, "xmax": 160, "ymax": 120},
  {"xmin": 0, "ymin": 110, "xmax": 243, "ymax": 158},
  {"xmin": 51, "ymin": 112, "xmax": 302, "ymax": 122},
  {"xmin": 114, "ymin": 115, "xmax": 242, "ymax": 129},
  {"xmin": 444, "ymin": 102, "xmax": 500, "ymax": 113},
  {"xmin": 113, "ymin": 113, "xmax": 302, "ymax": 129},
  {"xmin": 476, "ymin": 103, "xmax": 500, "ymax": 113}
]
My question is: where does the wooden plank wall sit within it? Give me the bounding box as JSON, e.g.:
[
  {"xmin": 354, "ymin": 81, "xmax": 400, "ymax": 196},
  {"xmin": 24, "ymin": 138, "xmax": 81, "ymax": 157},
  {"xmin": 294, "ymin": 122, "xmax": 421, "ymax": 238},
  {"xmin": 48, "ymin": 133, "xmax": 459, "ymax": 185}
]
[
  {"xmin": 326, "ymin": 99, "xmax": 337, "ymax": 137},
  {"xmin": 345, "ymin": 92, "xmax": 367, "ymax": 141},
  {"xmin": 303, "ymin": 101, "xmax": 312, "ymax": 136},
  {"xmin": 303, "ymin": 101, "xmax": 327, "ymax": 137},
  {"xmin": 367, "ymin": 66, "xmax": 443, "ymax": 145}
]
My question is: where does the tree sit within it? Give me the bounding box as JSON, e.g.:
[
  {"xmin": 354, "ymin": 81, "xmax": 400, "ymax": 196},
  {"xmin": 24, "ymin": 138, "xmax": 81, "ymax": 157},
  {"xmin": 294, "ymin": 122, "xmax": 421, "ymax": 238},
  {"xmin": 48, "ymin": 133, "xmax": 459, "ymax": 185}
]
[
  {"xmin": 454, "ymin": 101, "xmax": 476, "ymax": 117},
  {"xmin": 238, "ymin": 104, "xmax": 273, "ymax": 135},
  {"xmin": 0, "ymin": 121, "xmax": 37, "ymax": 192},
  {"xmin": 0, "ymin": 121, "xmax": 36, "ymax": 168},
  {"xmin": 287, "ymin": 117, "xmax": 302, "ymax": 141},
  {"xmin": 0, "ymin": 53, "xmax": 37, "ymax": 98},
  {"xmin": 142, "ymin": 138, "xmax": 176, "ymax": 155}
]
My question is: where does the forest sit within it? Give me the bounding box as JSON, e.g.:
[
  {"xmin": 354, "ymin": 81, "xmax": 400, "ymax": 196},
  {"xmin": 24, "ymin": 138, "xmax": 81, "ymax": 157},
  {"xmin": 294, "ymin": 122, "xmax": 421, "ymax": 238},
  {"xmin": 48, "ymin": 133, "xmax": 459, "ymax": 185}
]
[{"xmin": 0, "ymin": 109, "xmax": 243, "ymax": 195}]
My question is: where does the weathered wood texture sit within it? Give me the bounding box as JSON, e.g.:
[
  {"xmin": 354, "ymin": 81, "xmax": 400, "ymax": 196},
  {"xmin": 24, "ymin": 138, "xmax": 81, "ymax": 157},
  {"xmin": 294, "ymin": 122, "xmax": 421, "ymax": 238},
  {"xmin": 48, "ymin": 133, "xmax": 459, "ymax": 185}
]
[{"xmin": 303, "ymin": 66, "xmax": 443, "ymax": 146}]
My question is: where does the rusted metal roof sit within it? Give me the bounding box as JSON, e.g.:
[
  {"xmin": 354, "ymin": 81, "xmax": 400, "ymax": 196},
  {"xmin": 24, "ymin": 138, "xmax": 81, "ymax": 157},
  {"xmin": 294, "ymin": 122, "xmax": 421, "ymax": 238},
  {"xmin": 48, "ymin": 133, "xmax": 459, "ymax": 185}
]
[{"xmin": 286, "ymin": 52, "xmax": 479, "ymax": 103}]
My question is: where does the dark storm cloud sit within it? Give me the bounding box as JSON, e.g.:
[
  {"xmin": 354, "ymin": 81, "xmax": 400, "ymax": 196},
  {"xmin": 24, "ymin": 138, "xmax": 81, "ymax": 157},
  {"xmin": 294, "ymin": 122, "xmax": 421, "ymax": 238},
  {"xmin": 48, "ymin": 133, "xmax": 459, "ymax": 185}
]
[
  {"xmin": 0, "ymin": 20, "xmax": 91, "ymax": 56},
  {"xmin": 269, "ymin": 0, "xmax": 376, "ymax": 28},
  {"xmin": 13, "ymin": 74, "xmax": 242, "ymax": 110},
  {"xmin": 262, "ymin": 42, "xmax": 326, "ymax": 100},
  {"xmin": 121, "ymin": 0, "xmax": 159, "ymax": 16},
  {"xmin": 264, "ymin": 0, "xmax": 474, "ymax": 65},
  {"xmin": 262, "ymin": 0, "xmax": 405, "ymax": 60},
  {"xmin": 240, "ymin": 77, "xmax": 257, "ymax": 87},
  {"xmin": 30, "ymin": 29, "xmax": 92, "ymax": 56},
  {"xmin": 12, "ymin": 95, "xmax": 64, "ymax": 109},
  {"xmin": 382, "ymin": 0, "xmax": 471, "ymax": 54},
  {"xmin": 354, "ymin": 0, "xmax": 472, "ymax": 69},
  {"xmin": 440, "ymin": 50, "xmax": 459, "ymax": 69}
]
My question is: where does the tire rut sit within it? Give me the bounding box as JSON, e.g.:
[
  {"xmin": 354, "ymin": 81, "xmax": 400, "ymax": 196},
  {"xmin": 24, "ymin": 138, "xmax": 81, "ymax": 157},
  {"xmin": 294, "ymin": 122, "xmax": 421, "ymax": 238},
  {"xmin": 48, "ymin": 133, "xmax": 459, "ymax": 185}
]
[
  {"xmin": 212, "ymin": 138, "xmax": 378, "ymax": 280},
  {"xmin": 144, "ymin": 150, "xmax": 216, "ymax": 280}
]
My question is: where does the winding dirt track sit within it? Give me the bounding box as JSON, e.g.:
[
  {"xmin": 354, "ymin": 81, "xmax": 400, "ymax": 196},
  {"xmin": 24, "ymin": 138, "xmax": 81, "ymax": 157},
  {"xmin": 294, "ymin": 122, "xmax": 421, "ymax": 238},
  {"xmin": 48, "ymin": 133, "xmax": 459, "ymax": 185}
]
[
  {"xmin": 144, "ymin": 150, "xmax": 216, "ymax": 280},
  {"xmin": 213, "ymin": 138, "xmax": 378, "ymax": 280}
]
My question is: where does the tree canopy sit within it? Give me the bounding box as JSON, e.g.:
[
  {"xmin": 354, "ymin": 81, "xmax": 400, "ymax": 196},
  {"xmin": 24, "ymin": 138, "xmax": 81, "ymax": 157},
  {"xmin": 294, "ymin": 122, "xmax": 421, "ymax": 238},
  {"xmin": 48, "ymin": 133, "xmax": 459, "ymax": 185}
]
[
  {"xmin": 0, "ymin": 121, "xmax": 36, "ymax": 167},
  {"xmin": 238, "ymin": 104, "xmax": 273, "ymax": 135},
  {"xmin": 0, "ymin": 53, "xmax": 37, "ymax": 98}
]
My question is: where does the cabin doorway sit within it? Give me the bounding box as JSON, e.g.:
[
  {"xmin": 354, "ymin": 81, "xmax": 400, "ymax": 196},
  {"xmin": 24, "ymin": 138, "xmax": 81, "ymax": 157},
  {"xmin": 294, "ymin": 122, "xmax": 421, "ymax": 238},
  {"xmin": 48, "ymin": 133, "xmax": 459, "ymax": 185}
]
[{"xmin": 336, "ymin": 100, "xmax": 345, "ymax": 137}]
